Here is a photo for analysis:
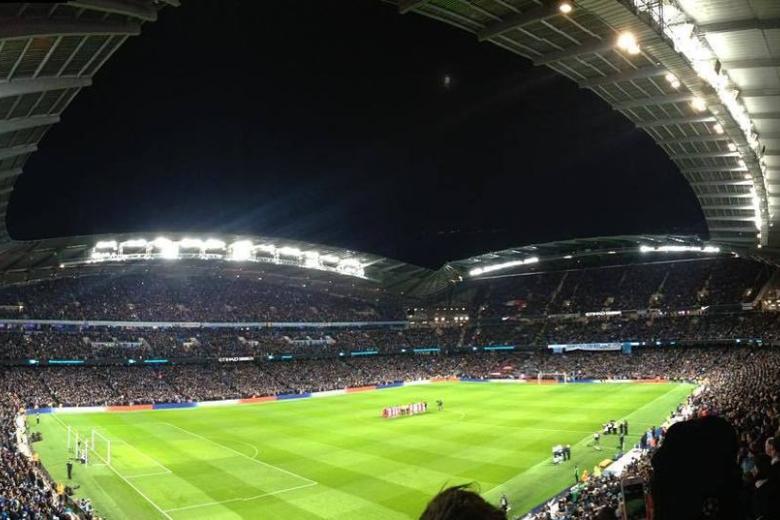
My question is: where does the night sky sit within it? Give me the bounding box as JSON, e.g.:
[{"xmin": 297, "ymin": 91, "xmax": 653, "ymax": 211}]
[{"xmin": 7, "ymin": 0, "xmax": 706, "ymax": 268}]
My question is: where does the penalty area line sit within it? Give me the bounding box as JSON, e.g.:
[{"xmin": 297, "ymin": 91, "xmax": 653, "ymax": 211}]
[{"xmin": 162, "ymin": 482, "xmax": 318, "ymax": 513}]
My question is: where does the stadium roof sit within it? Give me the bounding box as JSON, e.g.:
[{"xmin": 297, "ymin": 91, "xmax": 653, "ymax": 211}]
[
  {"xmin": 446, "ymin": 234, "xmax": 733, "ymax": 278},
  {"xmin": 0, "ymin": 232, "xmax": 435, "ymax": 292},
  {"xmin": 0, "ymin": 0, "xmax": 175, "ymax": 241},
  {"xmin": 392, "ymin": 0, "xmax": 780, "ymax": 250}
]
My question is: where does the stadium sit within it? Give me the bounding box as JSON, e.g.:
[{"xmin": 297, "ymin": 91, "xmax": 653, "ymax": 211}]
[{"xmin": 0, "ymin": 1, "xmax": 779, "ymax": 520}]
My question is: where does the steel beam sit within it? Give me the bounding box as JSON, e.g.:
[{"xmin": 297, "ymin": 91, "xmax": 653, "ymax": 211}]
[
  {"xmin": 752, "ymin": 112, "xmax": 780, "ymax": 119},
  {"xmin": 636, "ymin": 115, "xmax": 716, "ymax": 128},
  {"xmin": 701, "ymin": 204, "xmax": 754, "ymax": 210},
  {"xmin": 698, "ymin": 18, "xmax": 780, "ymax": 34},
  {"xmin": 478, "ymin": 4, "xmax": 561, "ymax": 41},
  {"xmin": 656, "ymin": 134, "xmax": 730, "ymax": 145},
  {"xmin": 399, "ymin": 0, "xmax": 429, "ymax": 14},
  {"xmin": 739, "ymin": 88, "xmax": 780, "ymax": 98},
  {"xmin": 579, "ymin": 66, "xmax": 666, "ymax": 88},
  {"xmin": 708, "ymin": 226, "xmax": 759, "ymax": 233},
  {"xmin": 671, "ymin": 151, "xmax": 740, "ymax": 160},
  {"xmin": 688, "ymin": 180, "xmax": 752, "ymax": 187},
  {"xmin": 0, "ymin": 115, "xmax": 59, "ymax": 134},
  {"xmin": 0, "ymin": 168, "xmax": 22, "ymax": 183},
  {"xmin": 722, "ymin": 58, "xmax": 780, "ymax": 70},
  {"xmin": 0, "ymin": 144, "xmax": 35, "ymax": 160},
  {"xmin": 0, "ymin": 77, "xmax": 91, "ymax": 99},
  {"xmin": 614, "ymin": 93, "xmax": 696, "ymax": 109},
  {"xmin": 535, "ymin": 37, "xmax": 618, "ymax": 66},
  {"xmin": 682, "ymin": 166, "xmax": 748, "ymax": 174},
  {"xmin": 0, "ymin": 19, "xmax": 140, "ymax": 39},
  {"xmin": 68, "ymin": 0, "xmax": 158, "ymax": 22}
]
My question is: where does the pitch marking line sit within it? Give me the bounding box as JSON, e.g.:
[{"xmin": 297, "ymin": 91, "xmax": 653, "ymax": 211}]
[
  {"xmin": 162, "ymin": 482, "xmax": 318, "ymax": 513},
  {"xmin": 93, "ymin": 427, "xmax": 173, "ymax": 475},
  {"xmin": 46, "ymin": 415, "xmax": 173, "ymax": 520},
  {"xmin": 161, "ymin": 422, "xmax": 317, "ymax": 486}
]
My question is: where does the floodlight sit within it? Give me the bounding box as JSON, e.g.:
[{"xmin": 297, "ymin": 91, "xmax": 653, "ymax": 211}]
[
  {"xmin": 278, "ymin": 247, "xmax": 303, "ymax": 257},
  {"xmin": 616, "ymin": 32, "xmax": 640, "ymax": 54},
  {"xmin": 558, "ymin": 2, "xmax": 573, "ymax": 14},
  {"xmin": 95, "ymin": 240, "xmax": 117, "ymax": 250},
  {"xmin": 713, "ymin": 123, "xmax": 724, "ymax": 134},
  {"xmin": 728, "ymin": 143, "xmax": 737, "ymax": 152},
  {"xmin": 228, "ymin": 240, "xmax": 254, "ymax": 261},
  {"xmin": 690, "ymin": 97, "xmax": 706, "ymax": 112},
  {"xmin": 153, "ymin": 237, "xmax": 179, "ymax": 260}
]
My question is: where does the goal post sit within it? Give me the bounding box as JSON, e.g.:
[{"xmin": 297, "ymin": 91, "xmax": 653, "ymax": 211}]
[
  {"xmin": 90, "ymin": 429, "xmax": 111, "ymax": 465},
  {"xmin": 537, "ymin": 372, "xmax": 569, "ymax": 384},
  {"xmin": 66, "ymin": 426, "xmax": 79, "ymax": 455}
]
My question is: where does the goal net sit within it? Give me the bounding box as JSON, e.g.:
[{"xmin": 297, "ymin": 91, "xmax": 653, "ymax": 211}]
[
  {"xmin": 90, "ymin": 429, "xmax": 111, "ymax": 465},
  {"xmin": 537, "ymin": 372, "xmax": 568, "ymax": 384}
]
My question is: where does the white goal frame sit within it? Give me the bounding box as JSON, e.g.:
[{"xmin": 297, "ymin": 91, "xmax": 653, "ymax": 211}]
[
  {"xmin": 537, "ymin": 372, "xmax": 569, "ymax": 384},
  {"xmin": 90, "ymin": 429, "xmax": 111, "ymax": 465}
]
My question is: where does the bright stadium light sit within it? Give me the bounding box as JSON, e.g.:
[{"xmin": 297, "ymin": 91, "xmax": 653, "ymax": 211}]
[
  {"xmin": 690, "ymin": 97, "xmax": 706, "ymax": 112},
  {"xmin": 152, "ymin": 237, "xmax": 179, "ymax": 260},
  {"xmin": 469, "ymin": 257, "xmax": 539, "ymax": 277},
  {"xmin": 713, "ymin": 123, "xmax": 724, "ymax": 134},
  {"xmin": 558, "ymin": 2, "xmax": 573, "ymax": 14},
  {"xmin": 278, "ymin": 247, "xmax": 303, "ymax": 258},
  {"xmin": 639, "ymin": 245, "xmax": 720, "ymax": 254},
  {"xmin": 228, "ymin": 240, "xmax": 254, "ymax": 261},
  {"xmin": 95, "ymin": 240, "xmax": 117, "ymax": 250},
  {"xmin": 320, "ymin": 254, "xmax": 340, "ymax": 264},
  {"xmin": 120, "ymin": 239, "xmax": 147, "ymax": 249},
  {"xmin": 616, "ymin": 32, "xmax": 640, "ymax": 55},
  {"xmin": 728, "ymin": 143, "xmax": 737, "ymax": 152}
]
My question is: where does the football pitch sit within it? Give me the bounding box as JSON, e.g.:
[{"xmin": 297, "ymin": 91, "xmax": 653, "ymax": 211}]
[{"xmin": 32, "ymin": 382, "xmax": 692, "ymax": 519}]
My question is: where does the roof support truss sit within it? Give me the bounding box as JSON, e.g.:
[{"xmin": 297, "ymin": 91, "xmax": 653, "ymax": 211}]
[
  {"xmin": 637, "ymin": 115, "xmax": 716, "ymax": 128},
  {"xmin": 0, "ymin": 19, "xmax": 140, "ymax": 39},
  {"xmin": 478, "ymin": 4, "xmax": 562, "ymax": 41},
  {"xmin": 0, "ymin": 77, "xmax": 91, "ymax": 99},
  {"xmin": 614, "ymin": 93, "xmax": 696, "ymax": 109},
  {"xmin": 0, "ymin": 144, "xmax": 36, "ymax": 160},
  {"xmin": 579, "ymin": 66, "xmax": 666, "ymax": 88},
  {"xmin": 0, "ymin": 115, "xmax": 59, "ymax": 134},
  {"xmin": 67, "ymin": 0, "xmax": 158, "ymax": 22}
]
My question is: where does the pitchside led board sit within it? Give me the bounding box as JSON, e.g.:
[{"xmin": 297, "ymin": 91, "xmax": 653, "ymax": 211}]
[{"xmin": 548, "ymin": 342, "xmax": 637, "ymax": 354}]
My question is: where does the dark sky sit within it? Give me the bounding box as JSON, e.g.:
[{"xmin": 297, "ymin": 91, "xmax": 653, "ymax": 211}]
[{"xmin": 7, "ymin": 0, "xmax": 706, "ymax": 268}]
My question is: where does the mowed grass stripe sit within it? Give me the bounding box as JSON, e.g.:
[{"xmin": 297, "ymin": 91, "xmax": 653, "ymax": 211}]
[{"xmin": 34, "ymin": 382, "xmax": 692, "ymax": 519}]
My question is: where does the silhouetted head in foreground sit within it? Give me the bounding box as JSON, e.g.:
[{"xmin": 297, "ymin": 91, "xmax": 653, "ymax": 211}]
[
  {"xmin": 651, "ymin": 416, "xmax": 741, "ymax": 520},
  {"xmin": 420, "ymin": 484, "xmax": 506, "ymax": 520}
]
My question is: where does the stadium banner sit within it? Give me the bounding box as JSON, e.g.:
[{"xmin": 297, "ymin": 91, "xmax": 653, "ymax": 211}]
[
  {"xmin": 311, "ymin": 389, "xmax": 346, "ymax": 398},
  {"xmin": 106, "ymin": 404, "xmax": 153, "ymax": 412},
  {"xmin": 26, "ymin": 407, "xmax": 53, "ymax": 415},
  {"xmin": 405, "ymin": 379, "xmax": 432, "ymax": 386},
  {"xmin": 376, "ymin": 381, "xmax": 404, "ymax": 389},
  {"xmin": 197, "ymin": 399, "xmax": 240, "ymax": 407},
  {"xmin": 487, "ymin": 378, "xmax": 527, "ymax": 384},
  {"xmin": 459, "ymin": 377, "xmax": 490, "ymax": 383},
  {"xmin": 547, "ymin": 342, "xmax": 625, "ymax": 352},
  {"xmin": 217, "ymin": 356, "xmax": 254, "ymax": 363},
  {"xmin": 152, "ymin": 402, "xmax": 197, "ymax": 410},
  {"xmin": 430, "ymin": 376, "xmax": 459, "ymax": 383},
  {"xmin": 277, "ymin": 392, "xmax": 312, "ymax": 400},
  {"xmin": 238, "ymin": 396, "xmax": 277, "ymax": 404},
  {"xmin": 346, "ymin": 385, "xmax": 377, "ymax": 393},
  {"xmin": 56, "ymin": 406, "xmax": 106, "ymax": 414}
]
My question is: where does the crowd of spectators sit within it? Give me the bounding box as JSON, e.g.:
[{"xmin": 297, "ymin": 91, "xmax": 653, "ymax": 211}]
[
  {"xmin": 465, "ymin": 257, "xmax": 770, "ymax": 319},
  {"xmin": 0, "ymin": 273, "xmax": 404, "ymax": 322},
  {"xmin": 0, "ymin": 309, "xmax": 779, "ymax": 362},
  {"xmin": 0, "ymin": 383, "xmax": 87, "ymax": 518}
]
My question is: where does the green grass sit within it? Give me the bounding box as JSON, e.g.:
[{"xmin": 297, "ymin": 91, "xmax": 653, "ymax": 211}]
[{"xmin": 31, "ymin": 382, "xmax": 692, "ymax": 519}]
